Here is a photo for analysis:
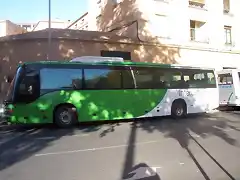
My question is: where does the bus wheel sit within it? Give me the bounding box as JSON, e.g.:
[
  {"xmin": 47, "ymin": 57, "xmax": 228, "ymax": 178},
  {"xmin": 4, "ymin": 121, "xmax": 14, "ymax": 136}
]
[
  {"xmin": 171, "ymin": 100, "xmax": 187, "ymax": 119},
  {"xmin": 54, "ymin": 105, "xmax": 77, "ymax": 128}
]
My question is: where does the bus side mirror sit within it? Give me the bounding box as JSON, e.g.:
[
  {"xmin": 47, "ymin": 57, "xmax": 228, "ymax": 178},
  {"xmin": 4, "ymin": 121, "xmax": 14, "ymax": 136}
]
[{"xmin": 5, "ymin": 75, "xmax": 13, "ymax": 83}]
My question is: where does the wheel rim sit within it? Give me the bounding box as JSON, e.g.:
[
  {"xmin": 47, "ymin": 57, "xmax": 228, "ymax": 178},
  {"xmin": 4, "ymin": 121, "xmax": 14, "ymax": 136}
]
[
  {"xmin": 59, "ymin": 110, "xmax": 72, "ymax": 124},
  {"xmin": 176, "ymin": 107, "xmax": 183, "ymax": 116}
]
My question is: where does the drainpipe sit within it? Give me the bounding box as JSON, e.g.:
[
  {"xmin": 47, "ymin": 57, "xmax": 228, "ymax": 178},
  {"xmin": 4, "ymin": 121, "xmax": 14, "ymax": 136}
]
[{"xmin": 47, "ymin": 0, "xmax": 51, "ymax": 60}]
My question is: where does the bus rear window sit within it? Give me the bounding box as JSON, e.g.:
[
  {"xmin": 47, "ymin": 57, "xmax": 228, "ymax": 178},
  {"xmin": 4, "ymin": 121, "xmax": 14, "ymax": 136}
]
[{"xmin": 218, "ymin": 73, "xmax": 233, "ymax": 84}]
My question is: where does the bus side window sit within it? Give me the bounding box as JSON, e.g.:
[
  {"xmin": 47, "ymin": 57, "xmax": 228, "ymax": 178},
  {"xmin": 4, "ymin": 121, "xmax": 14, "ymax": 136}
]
[
  {"xmin": 206, "ymin": 72, "xmax": 216, "ymax": 84},
  {"xmin": 84, "ymin": 68, "xmax": 121, "ymax": 89},
  {"xmin": 40, "ymin": 68, "xmax": 83, "ymax": 91},
  {"xmin": 152, "ymin": 70, "xmax": 167, "ymax": 89},
  {"xmin": 181, "ymin": 69, "xmax": 216, "ymax": 88},
  {"xmin": 168, "ymin": 70, "xmax": 189, "ymax": 89},
  {"xmin": 171, "ymin": 73, "xmax": 181, "ymax": 88},
  {"xmin": 122, "ymin": 67, "xmax": 135, "ymax": 89},
  {"xmin": 132, "ymin": 67, "xmax": 153, "ymax": 89}
]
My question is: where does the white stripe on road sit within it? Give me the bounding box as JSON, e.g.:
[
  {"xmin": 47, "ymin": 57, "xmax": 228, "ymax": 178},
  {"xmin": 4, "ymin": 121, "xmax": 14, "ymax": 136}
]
[
  {"xmin": 72, "ymin": 134, "xmax": 89, "ymax": 137},
  {"xmin": 35, "ymin": 140, "xmax": 162, "ymax": 157},
  {"xmin": 223, "ymin": 128, "xmax": 240, "ymax": 132},
  {"xmin": 35, "ymin": 137, "xmax": 56, "ymax": 140}
]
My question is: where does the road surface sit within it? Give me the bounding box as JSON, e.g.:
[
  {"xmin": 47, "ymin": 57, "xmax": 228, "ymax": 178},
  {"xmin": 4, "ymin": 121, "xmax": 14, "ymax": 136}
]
[{"xmin": 0, "ymin": 111, "xmax": 240, "ymax": 180}]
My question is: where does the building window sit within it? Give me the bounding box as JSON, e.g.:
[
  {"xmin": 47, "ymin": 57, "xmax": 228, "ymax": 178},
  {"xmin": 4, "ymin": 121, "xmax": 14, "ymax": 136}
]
[
  {"xmin": 101, "ymin": 50, "xmax": 131, "ymax": 61},
  {"xmin": 190, "ymin": 20, "xmax": 196, "ymax": 41},
  {"xmin": 189, "ymin": 0, "xmax": 205, "ymax": 8},
  {"xmin": 190, "ymin": 20, "xmax": 208, "ymax": 43},
  {"xmin": 96, "ymin": 15, "xmax": 102, "ymax": 25},
  {"xmin": 224, "ymin": 26, "xmax": 232, "ymax": 44},
  {"xmin": 150, "ymin": 14, "xmax": 169, "ymax": 38},
  {"xmin": 223, "ymin": 0, "xmax": 230, "ymax": 13}
]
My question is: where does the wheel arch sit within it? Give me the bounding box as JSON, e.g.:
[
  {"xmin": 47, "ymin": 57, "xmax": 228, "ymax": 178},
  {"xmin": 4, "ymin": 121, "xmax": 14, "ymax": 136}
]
[{"xmin": 171, "ymin": 98, "xmax": 187, "ymax": 113}]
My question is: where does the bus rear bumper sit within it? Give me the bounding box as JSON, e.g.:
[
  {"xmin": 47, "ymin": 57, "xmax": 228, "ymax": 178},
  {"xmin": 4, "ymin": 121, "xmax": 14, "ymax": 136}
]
[{"xmin": 219, "ymin": 102, "xmax": 240, "ymax": 107}]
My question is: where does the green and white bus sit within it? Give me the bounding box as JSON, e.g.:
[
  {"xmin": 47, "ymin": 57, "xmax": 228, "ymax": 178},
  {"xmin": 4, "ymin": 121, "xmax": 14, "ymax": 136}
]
[{"xmin": 3, "ymin": 56, "xmax": 219, "ymax": 128}]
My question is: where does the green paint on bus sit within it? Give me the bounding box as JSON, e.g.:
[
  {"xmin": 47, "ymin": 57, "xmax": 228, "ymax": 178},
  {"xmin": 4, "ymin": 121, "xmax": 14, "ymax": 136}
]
[{"xmin": 8, "ymin": 89, "xmax": 167, "ymax": 124}]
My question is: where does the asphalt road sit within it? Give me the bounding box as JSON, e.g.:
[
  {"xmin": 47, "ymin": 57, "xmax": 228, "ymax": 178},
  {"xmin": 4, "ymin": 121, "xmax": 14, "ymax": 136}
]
[{"xmin": 1, "ymin": 111, "xmax": 240, "ymax": 180}]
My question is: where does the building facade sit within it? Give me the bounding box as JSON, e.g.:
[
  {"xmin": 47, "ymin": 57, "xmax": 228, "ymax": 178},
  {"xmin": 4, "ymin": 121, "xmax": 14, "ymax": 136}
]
[
  {"xmin": 17, "ymin": 23, "xmax": 36, "ymax": 32},
  {"xmin": 67, "ymin": 12, "xmax": 89, "ymax": 30},
  {"xmin": 0, "ymin": 20, "xmax": 26, "ymax": 37},
  {"xmin": 85, "ymin": 0, "xmax": 240, "ymax": 70},
  {"xmin": 32, "ymin": 20, "xmax": 71, "ymax": 31}
]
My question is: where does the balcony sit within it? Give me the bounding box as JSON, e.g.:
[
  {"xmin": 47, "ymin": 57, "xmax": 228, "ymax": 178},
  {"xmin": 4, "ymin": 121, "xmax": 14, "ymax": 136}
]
[
  {"xmin": 223, "ymin": 0, "xmax": 231, "ymax": 14},
  {"xmin": 189, "ymin": 0, "xmax": 206, "ymax": 9}
]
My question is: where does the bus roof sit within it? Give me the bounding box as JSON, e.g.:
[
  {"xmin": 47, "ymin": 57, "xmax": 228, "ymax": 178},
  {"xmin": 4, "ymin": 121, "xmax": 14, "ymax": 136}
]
[
  {"xmin": 20, "ymin": 60, "xmax": 215, "ymax": 70},
  {"xmin": 217, "ymin": 69, "xmax": 240, "ymax": 74}
]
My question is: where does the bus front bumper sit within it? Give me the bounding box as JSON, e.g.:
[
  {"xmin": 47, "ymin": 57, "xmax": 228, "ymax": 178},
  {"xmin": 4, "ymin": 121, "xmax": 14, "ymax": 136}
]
[{"xmin": 2, "ymin": 101, "xmax": 14, "ymax": 124}]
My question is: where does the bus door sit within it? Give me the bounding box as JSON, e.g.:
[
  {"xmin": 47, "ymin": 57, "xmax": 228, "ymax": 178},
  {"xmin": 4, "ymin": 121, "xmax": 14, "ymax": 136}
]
[{"xmin": 218, "ymin": 72, "xmax": 235, "ymax": 106}]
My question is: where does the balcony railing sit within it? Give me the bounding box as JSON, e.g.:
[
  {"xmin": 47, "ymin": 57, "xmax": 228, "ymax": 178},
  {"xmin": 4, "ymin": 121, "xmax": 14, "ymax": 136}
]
[
  {"xmin": 189, "ymin": 1, "xmax": 206, "ymax": 9},
  {"xmin": 190, "ymin": 28, "xmax": 209, "ymax": 43}
]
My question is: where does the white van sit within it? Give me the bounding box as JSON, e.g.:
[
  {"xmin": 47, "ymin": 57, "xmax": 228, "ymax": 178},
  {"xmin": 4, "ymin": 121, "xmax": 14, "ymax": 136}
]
[{"xmin": 217, "ymin": 68, "xmax": 240, "ymax": 107}]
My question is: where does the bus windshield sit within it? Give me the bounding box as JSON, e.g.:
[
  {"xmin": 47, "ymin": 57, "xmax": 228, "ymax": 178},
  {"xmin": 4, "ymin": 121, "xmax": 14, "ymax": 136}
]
[{"xmin": 5, "ymin": 66, "xmax": 22, "ymax": 102}]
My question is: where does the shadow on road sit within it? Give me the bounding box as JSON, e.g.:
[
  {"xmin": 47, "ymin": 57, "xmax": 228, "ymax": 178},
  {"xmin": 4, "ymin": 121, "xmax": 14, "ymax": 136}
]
[
  {"xmin": 98, "ymin": 113, "xmax": 239, "ymax": 180},
  {"xmin": 135, "ymin": 114, "xmax": 238, "ymax": 180},
  {"xmin": 121, "ymin": 122, "xmax": 161, "ymax": 180},
  {"xmin": 0, "ymin": 123, "xmax": 100, "ymax": 171},
  {"xmin": 1, "ymin": 112, "xmax": 239, "ymax": 180}
]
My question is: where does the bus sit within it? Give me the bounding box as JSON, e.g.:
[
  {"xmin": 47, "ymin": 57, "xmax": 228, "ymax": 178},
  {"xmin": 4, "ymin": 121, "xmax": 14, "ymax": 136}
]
[
  {"xmin": 217, "ymin": 68, "xmax": 240, "ymax": 108},
  {"xmin": 3, "ymin": 56, "xmax": 219, "ymax": 128}
]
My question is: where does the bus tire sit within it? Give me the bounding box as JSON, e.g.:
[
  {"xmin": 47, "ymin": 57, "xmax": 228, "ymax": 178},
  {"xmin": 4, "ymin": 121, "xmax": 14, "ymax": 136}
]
[
  {"xmin": 171, "ymin": 100, "xmax": 187, "ymax": 119},
  {"xmin": 54, "ymin": 105, "xmax": 77, "ymax": 128}
]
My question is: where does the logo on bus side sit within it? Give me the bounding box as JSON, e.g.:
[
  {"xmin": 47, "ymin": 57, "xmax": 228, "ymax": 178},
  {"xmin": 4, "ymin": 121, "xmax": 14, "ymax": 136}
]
[{"xmin": 178, "ymin": 90, "xmax": 193, "ymax": 97}]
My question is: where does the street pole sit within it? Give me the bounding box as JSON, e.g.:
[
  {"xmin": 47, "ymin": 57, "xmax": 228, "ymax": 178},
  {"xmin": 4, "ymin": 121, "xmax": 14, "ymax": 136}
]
[{"xmin": 47, "ymin": 0, "xmax": 51, "ymax": 60}]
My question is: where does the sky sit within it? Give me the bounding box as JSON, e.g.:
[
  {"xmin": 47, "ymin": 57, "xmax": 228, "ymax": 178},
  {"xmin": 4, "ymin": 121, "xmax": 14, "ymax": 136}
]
[{"xmin": 0, "ymin": 0, "xmax": 88, "ymax": 23}]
